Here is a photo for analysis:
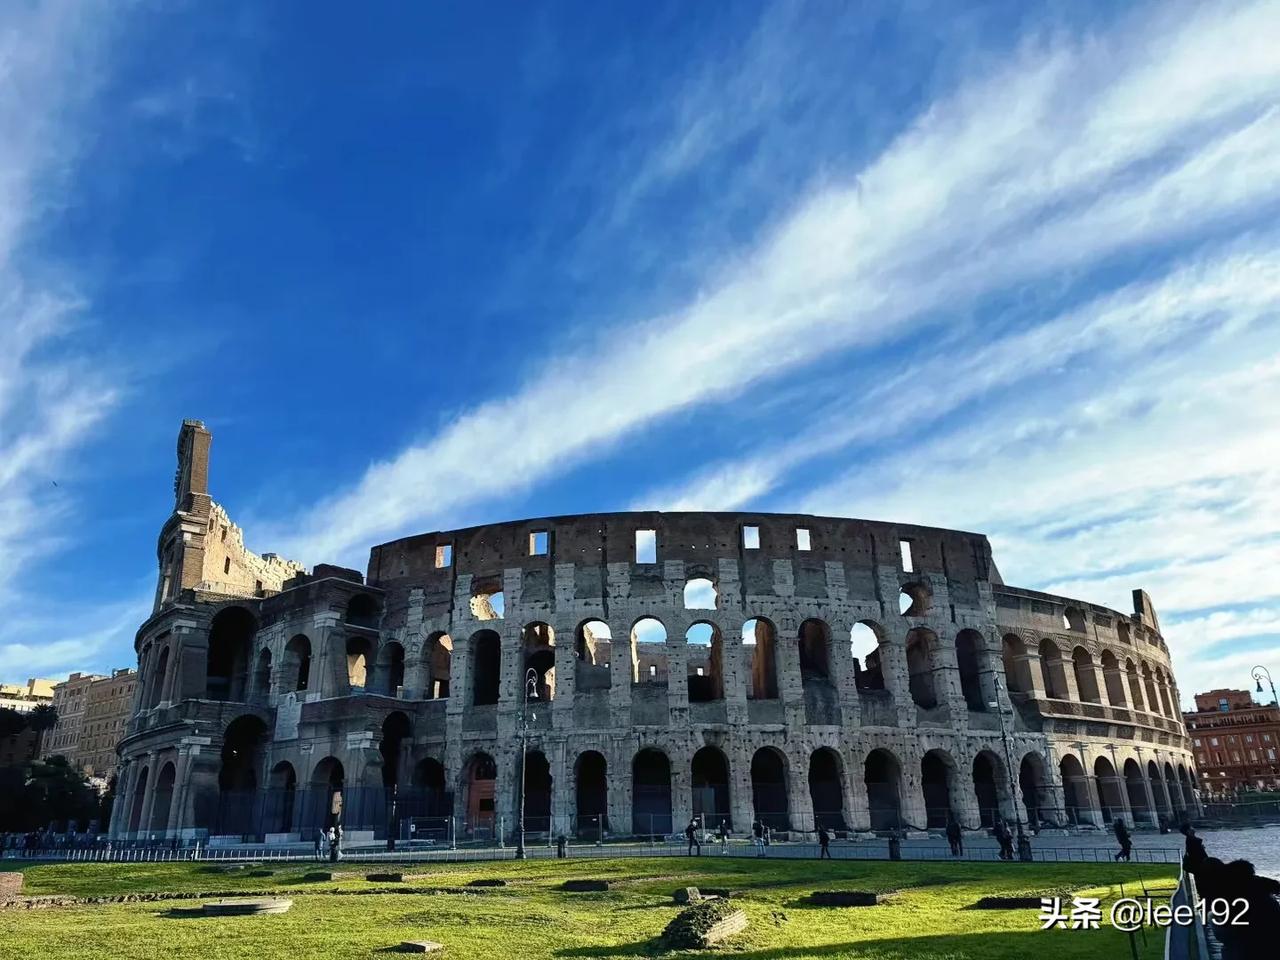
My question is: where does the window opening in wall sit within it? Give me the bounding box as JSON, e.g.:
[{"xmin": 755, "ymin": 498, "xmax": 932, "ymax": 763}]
[
  {"xmin": 683, "ymin": 577, "xmax": 716, "ymax": 610},
  {"xmin": 743, "ymin": 525, "xmax": 760, "ymax": 549},
  {"xmin": 796, "ymin": 528, "xmax": 811, "ymax": 551},
  {"xmin": 224, "ymin": 557, "xmax": 231, "ymax": 575},
  {"xmin": 470, "ymin": 586, "xmax": 504, "ymax": 620},
  {"xmin": 635, "ymin": 529, "xmax": 656, "ymax": 564},
  {"xmin": 649, "ymin": 664, "xmax": 657, "ymax": 678},
  {"xmin": 435, "ymin": 544, "xmax": 453, "ymax": 568},
  {"xmin": 899, "ymin": 539, "xmax": 914, "ymax": 573},
  {"xmin": 221, "ymin": 526, "xmax": 227, "ymax": 542},
  {"xmin": 631, "ymin": 617, "xmax": 667, "ymax": 685},
  {"xmin": 529, "ymin": 530, "xmax": 548, "ymax": 556},
  {"xmin": 743, "ymin": 618, "xmax": 778, "ymax": 699},
  {"xmin": 686, "ymin": 623, "xmax": 723, "ymax": 702}
]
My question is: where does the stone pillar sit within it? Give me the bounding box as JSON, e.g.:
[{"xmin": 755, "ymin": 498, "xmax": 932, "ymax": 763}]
[
  {"xmin": 787, "ymin": 745, "xmax": 814, "ymax": 834},
  {"xmin": 957, "ymin": 763, "xmax": 983, "ymax": 831},
  {"xmin": 608, "ymin": 616, "xmax": 633, "ymax": 728},
  {"xmin": 166, "ymin": 749, "xmax": 193, "ymax": 837},
  {"xmin": 550, "ymin": 739, "xmax": 571, "ymax": 837},
  {"xmin": 900, "ymin": 748, "xmax": 927, "ymax": 830},
  {"xmin": 722, "ymin": 629, "xmax": 749, "ymax": 726},
  {"xmin": 729, "ymin": 742, "xmax": 754, "ymax": 832},
  {"xmin": 670, "ymin": 742, "xmax": 692, "ymax": 833},
  {"xmin": 1019, "ymin": 647, "xmax": 1047, "ymax": 698},
  {"xmin": 137, "ymin": 750, "xmax": 160, "ymax": 841},
  {"xmin": 607, "ymin": 738, "xmax": 630, "ymax": 837},
  {"xmin": 109, "ymin": 758, "xmax": 136, "ymax": 837},
  {"xmin": 773, "ymin": 614, "xmax": 805, "ymax": 729},
  {"xmin": 846, "ymin": 745, "xmax": 871, "ymax": 831},
  {"xmin": 402, "ymin": 636, "xmax": 429, "ymax": 700},
  {"xmin": 666, "ymin": 634, "xmax": 689, "ymax": 727},
  {"xmin": 552, "ymin": 632, "xmax": 576, "ymax": 724}
]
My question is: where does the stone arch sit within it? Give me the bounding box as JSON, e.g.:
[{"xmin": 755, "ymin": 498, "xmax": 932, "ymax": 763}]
[
  {"xmin": 630, "ymin": 617, "xmax": 667, "ymax": 686},
  {"xmin": 1177, "ymin": 764, "xmax": 1195, "ymax": 815},
  {"xmin": 691, "ymin": 745, "xmax": 732, "ymax": 828},
  {"xmin": 1123, "ymin": 758, "xmax": 1151, "ymax": 826},
  {"xmin": 311, "ymin": 756, "xmax": 345, "ymax": 831},
  {"xmin": 850, "ymin": 621, "xmax": 885, "ymax": 692},
  {"xmin": 1100, "ymin": 650, "xmax": 1126, "ymax": 706},
  {"xmin": 471, "ymin": 629, "xmax": 501, "ymax": 705},
  {"xmin": 1072, "ymin": 646, "xmax": 1102, "ymax": 703},
  {"xmin": 461, "ymin": 751, "xmax": 497, "ymax": 833},
  {"xmin": 973, "ymin": 750, "xmax": 1012, "ymax": 827},
  {"xmin": 1148, "ymin": 759, "xmax": 1172, "ymax": 818},
  {"xmin": 379, "ymin": 711, "xmax": 412, "ymax": 788},
  {"xmin": 345, "ymin": 634, "xmax": 375, "ymax": 692},
  {"xmin": 1001, "ymin": 634, "xmax": 1031, "ymax": 694},
  {"xmin": 1019, "ymin": 751, "xmax": 1052, "ymax": 828},
  {"xmin": 1093, "ymin": 756, "xmax": 1125, "ymax": 823},
  {"xmin": 686, "ymin": 622, "xmax": 724, "ymax": 702},
  {"xmin": 267, "ymin": 761, "xmax": 297, "ymax": 833},
  {"xmin": 148, "ymin": 645, "xmax": 170, "ymax": 708},
  {"xmin": 905, "ymin": 627, "xmax": 940, "ymax": 709},
  {"xmin": 408, "ymin": 757, "xmax": 450, "ymax": 824},
  {"xmin": 632, "ymin": 748, "xmax": 673, "ymax": 837},
  {"xmin": 683, "ymin": 577, "xmax": 717, "ymax": 610},
  {"xmin": 284, "ymin": 634, "xmax": 311, "ymax": 693},
  {"xmin": 128, "ymin": 765, "xmax": 149, "ymax": 834},
  {"xmin": 574, "ymin": 750, "xmax": 608, "ymax": 837},
  {"xmin": 921, "ymin": 749, "xmax": 960, "ymax": 828},
  {"xmin": 1164, "ymin": 761, "xmax": 1186, "ymax": 815},
  {"xmin": 1063, "ymin": 606, "xmax": 1087, "ymax": 632},
  {"xmin": 1039, "ymin": 639, "xmax": 1069, "ymax": 699},
  {"xmin": 1157, "ymin": 669, "xmax": 1175, "ymax": 717},
  {"xmin": 206, "ymin": 606, "xmax": 256, "ymax": 701},
  {"xmin": 574, "ymin": 619, "xmax": 612, "ymax": 692},
  {"xmin": 900, "ymin": 581, "xmax": 931, "ymax": 617},
  {"xmin": 150, "ymin": 761, "xmax": 176, "ymax": 834},
  {"xmin": 864, "ymin": 748, "xmax": 902, "ymax": 831},
  {"xmin": 1125, "ymin": 658, "xmax": 1144, "ymax": 710},
  {"xmin": 425, "ymin": 631, "xmax": 452, "ymax": 699},
  {"xmin": 955, "ymin": 629, "xmax": 988, "ymax": 712},
  {"xmin": 797, "ymin": 618, "xmax": 831, "ymax": 680},
  {"xmin": 1142, "ymin": 662, "xmax": 1160, "ymax": 715},
  {"xmin": 522, "ymin": 621, "xmax": 556, "ymax": 701},
  {"xmin": 378, "ymin": 641, "xmax": 406, "ymax": 696},
  {"xmin": 750, "ymin": 746, "xmax": 789, "ymax": 830},
  {"xmin": 219, "ymin": 714, "xmax": 269, "ymax": 836},
  {"xmin": 743, "ymin": 617, "xmax": 778, "ymax": 700},
  {"xmin": 344, "ymin": 593, "xmax": 379, "ymax": 628},
  {"xmin": 517, "ymin": 749, "xmax": 553, "ymax": 834},
  {"xmin": 1059, "ymin": 754, "xmax": 1091, "ymax": 825},
  {"xmin": 808, "ymin": 747, "xmax": 847, "ymax": 831}
]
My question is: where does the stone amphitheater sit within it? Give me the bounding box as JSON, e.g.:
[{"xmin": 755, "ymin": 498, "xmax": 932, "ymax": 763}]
[{"xmin": 111, "ymin": 421, "xmax": 1198, "ymax": 845}]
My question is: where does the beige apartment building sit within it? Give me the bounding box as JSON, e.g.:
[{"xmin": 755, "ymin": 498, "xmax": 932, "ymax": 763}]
[
  {"xmin": 0, "ymin": 677, "xmax": 56, "ymax": 713},
  {"xmin": 46, "ymin": 672, "xmax": 105, "ymax": 764},
  {"xmin": 80, "ymin": 669, "xmax": 138, "ymax": 784}
]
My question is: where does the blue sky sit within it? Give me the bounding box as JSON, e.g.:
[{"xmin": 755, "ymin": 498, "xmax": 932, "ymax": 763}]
[{"xmin": 2, "ymin": 0, "xmax": 1278, "ymax": 706}]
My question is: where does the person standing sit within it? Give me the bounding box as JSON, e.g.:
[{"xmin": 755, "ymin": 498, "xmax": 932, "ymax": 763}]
[
  {"xmin": 685, "ymin": 819, "xmax": 701, "ymax": 856},
  {"xmin": 945, "ymin": 815, "xmax": 963, "ymax": 857},
  {"xmin": 817, "ymin": 822, "xmax": 832, "ymax": 859},
  {"xmin": 315, "ymin": 828, "xmax": 324, "ymax": 861},
  {"xmin": 717, "ymin": 820, "xmax": 728, "ymax": 848},
  {"xmin": 1113, "ymin": 818, "xmax": 1132, "ymax": 862},
  {"xmin": 752, "ymin": 819, "xmax": 765, "ymax": 857},
  {"xmin": 993, "ymin": 818, "xmax": 1013, "ymax": 860}
]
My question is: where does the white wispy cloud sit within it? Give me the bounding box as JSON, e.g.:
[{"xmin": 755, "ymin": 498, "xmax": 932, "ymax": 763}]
[{"xmin": 272, "ymin": 0, "xmax": 1280, "ymax": 567}]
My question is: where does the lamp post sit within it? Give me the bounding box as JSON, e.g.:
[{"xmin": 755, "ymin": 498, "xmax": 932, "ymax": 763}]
[
  {"xmin": 1252, "ymin": 665, "xmax": 1277, "ymax": 705},
  {"xmin": 991, "ymin": 674, "xmax": 1033, "ymax": 861},
  {"xmin": 515, "ymin": 667, "xmax": 539, "ymax": 860}
]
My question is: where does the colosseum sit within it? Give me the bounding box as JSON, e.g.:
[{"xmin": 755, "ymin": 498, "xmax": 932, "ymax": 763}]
[{"xmin": 110, "ymin": 421, "xmax": 1199, "ymax": 846}]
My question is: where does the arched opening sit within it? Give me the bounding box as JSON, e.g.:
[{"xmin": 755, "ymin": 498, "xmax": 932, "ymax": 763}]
[
  {"xmin": 808, "ymin": 748, "xmax": 847, "ymax": 830},
  {"xmin": 148, "ymin": 646, "xmax": 170, "ymax": 709},
  {"xmin": 150, "ymin": 762, "xmax": 176, "ymax": 834},
  {"xmin": 1062, "ymin": 606, "xmax": 1087, "ymax": 632},
  {"xmin": 973, "ymin": 751, "xmax": 1009, "ymax": 827},
  {"xmin": 284, "ymin": 634, "xmax": 311, "ymax": 693},
  {"xmin": 798, "ymin": 619, "xmax": 830, "ymax": 680},
  {"xmin": 346, "ymin": 636, "xmax": 374, "ymax": 692},
  {"xmin": 630, "ymin": 617, "xmax": 667, "ymax": 686},
  {"xmin": 686, "ymin": 623, "xmax": 723, "ymax": 702},
  {"xmin": 1019, "ymin": 752, "xmax": 1051, "ymax": 828},
  {"xmin": 1101, "ymin": 650, "xmax": 1126, "ymax": 706},
  {"xmin": 1125, "ymin": 658, "xmax": 1144, "ymax": 710},
  {"xmin": 409, "ymin": 757, "xmax": 450, "ymax": 823},
  {"xmin": 470, "ymin": 584, "xmax": 504, "ymax": 620},
  {"xmin": 522, "ymin": 622, "xmax": 556, "ymax": 701},
  {"xmin": 426, "ymin": 632, "xmax": 452, "ymax": 699},
  {"xmin": 253, "ymin": 648, "xmax": 272, "ymax": 700},
  {"xmin": 574, "ymin": 751, "xmax": 608, "ymax": 837},
  {"xmin": 955, "ymin": 629, "xmax": 987, "ymax": 712},
  {"xmin": 267, "ymin": 761, "xmax": 297, "ymax": 833},
  {"xmin": 345, "ymin": 593, "xmax": 379, "ymax": 628},
  {"xmin": 218, "ymin": 715, "xmax": 269, "ymax": 836},
  {"xmin": 463, "ymin": 752, "xmax": 497, "ymax": 832},
  {"xmin": 1093, "ymin": 756, "xmax": 1124, "ymax": 823},
  {"xmin": 128, "ymin": 766, "xmax": 149, "ymax": 834},
  {"xmin": 1039, "ymin": 640, "xmax": 1069, "ymax": 699},
  {"xmin": 1148, "ymin": 760, "xmax": 1172, "ymax": 819},
  {"xmin": 311, "ymin": 757, "xmax": 345, "ymax": 831},
  {"xmin": 905, "ymin": 628, "xmax": 939, "ymax": 709},
  {"xmin": 517, "ymin": 750, "xmax": 552, "ymax": 834},
  {"xmin": 1165, "ymin": 761, "xmax": 1186, "ymax": 815},
  {"xmin": 1124, "ymin": 759, "xmax": 1152, "ymax": 826},
  {"xmin": 1178, "ymin": 765, "xmax": 1195, "ymax": 815},
  {"xmin": 206, "ymin": 606, "xmax": 255, "ymax": 701},
  {"xmin": 683, "ymin": 578, "xmax": 717, "ymax": 610},
  {"xmin": 574, "ymin": 620, "xmax": 612, "ymax": 692},
  {"xmin": 899, "ymin": 581, "xmax": 931, "ymax": 617},
  {"xmin": 1142, "ymin": 663, "xmax": 1160, "ymax": 715},
  {"xmin": 691, "ymin": 745, "xmax": 732, "ymax": 828},
  {"xmin": 632, "ymin": 749, "xmax": 672, "ymax": 837},
  {"xmin": 380, "ymin": 641, "xmax": 405, "ymax": 696},
  {"xmin": 1001, "ymin": 634, "xmax": 1031, "ymax": 694},
  {"xmin": 750, "ymin": 747, "xmax": 789, "ymax": 830},
  {"xmin": 1060, "ymin": 755, "xmax": 1091, "ymax": 825},
  {"xmin": 471, "ymin": 629, "xmax": 501, "ymax": 705},
  {"xmin": 865, "ymin": 749, "xmax": 902, "ymax": 831},
  {"xmin": 1157, "ymin": 671, "xmax": 1175, "ymax": 717},
  {"xmin": 921, "ymin": 750, "xmax": 958, "ymax": 828},
  {"xmin": 851, "ymin": 622, "xmax": 885, "ymax": 692},
  {"xmin": 1072, "ymin": 647, "xmax": 1102, "ymax": 703},
  {"xmin": 379, "ymin": 711, "xmax": 412, "ymax": 789},
  {"xmin": 743, "ymin": 618, "xmax": 778, "ymax": 700}
]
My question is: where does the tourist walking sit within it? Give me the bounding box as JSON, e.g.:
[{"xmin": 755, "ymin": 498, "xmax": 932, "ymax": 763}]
[
  {"xmin": 752, "ymin": 819, "xmax": 766, "ymax": 857},
  {"xmin": 1113, "ymin": 818, "xmax": 1132, "ymax": 862},
  {"xmin": 685, "ymin": 819, "xmax": 701, "ymax": 856},
  {"xmin": 993, "ymin": 818, "xmax": 1013, "ymax": 861},
  {"xmin": 945, "ymin": 815, "xmax": 963, "ymax": 857},
  {"xmin": 817, "ymin": 822, "xmax": 832, "ymax": 859},
  {"xmin": 717, "ymin": 820, "xmax": 728, "ymax": 848},
  {"xmin": 314, "ymin": 828, "xmax": 324, "ymax": 861}
]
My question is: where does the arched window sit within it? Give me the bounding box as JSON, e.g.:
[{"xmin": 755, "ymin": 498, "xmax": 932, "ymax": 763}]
[
  {"xmin": 471, "ymin": 630, "xmax": 501, "ymax": 705},
  {"xmin": 206, "ymin": 607, "xmax": 255, "ymax": 701},
  {"xmin": 630, "ymin": 618, "xmax": 667, "ymax": 686},
  {"xmin": 850, "ymin": 622, "xmax": 884, "ymax": 692},
  {"xmin": 686, "ymin": 623, "xmax": 723, "ymax": 702},
  {"xmin": 743, "ymin": 618, "xmax": 778, "ymax": 699},
  {"xmin": 683, "ymin": 578, "xmax": 717, "ymax": 610},
  {"xmin": 955, "ymin": 629, "xmax": 987, "ymax": 711},
  {"xmin": 522, "ymin": 622, "xmax": 556, "ymax": 701},
  {"xmin": 905, "ymin": 628, "xmax": 939, "ymax": 709}
]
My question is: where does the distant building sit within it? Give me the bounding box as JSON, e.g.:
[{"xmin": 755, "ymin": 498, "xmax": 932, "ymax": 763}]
[
  {"xmin": 80, "ymin": 669, "xmax": 138, "ymax": 786},
  {"xmin": 1184, "ymin": 689, "xmax": 1280, "ymax": 796},
  {"xmin": 0, "ymin": 727, "xmax": 43, "ymax": 768},
  {"xmin": 0, "ymin": 677, "xmax": 57, "ymax": 713},
  {"xmin": 46, "ymin": 672, "xmax": 106, "ymax": 766}
]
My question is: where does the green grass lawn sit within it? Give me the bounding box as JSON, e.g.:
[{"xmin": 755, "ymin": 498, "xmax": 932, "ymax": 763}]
[{"xmin": 0, "ymin": 856, "xmax": 1177, "ymax": 960}]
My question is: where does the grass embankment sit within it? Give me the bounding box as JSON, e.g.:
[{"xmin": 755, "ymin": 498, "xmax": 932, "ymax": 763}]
[{"xmin": 0, "ymin": 856, "xmax": 1177, "ymax": 960}]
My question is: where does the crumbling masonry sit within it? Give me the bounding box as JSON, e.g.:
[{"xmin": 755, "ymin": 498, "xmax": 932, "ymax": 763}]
[{"xmin": 111, "ymin": 421, "xmax": 1199, "ymax": 843}]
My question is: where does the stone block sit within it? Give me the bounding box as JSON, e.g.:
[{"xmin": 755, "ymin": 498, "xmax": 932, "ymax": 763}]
[
  {"xmin": 808, "ymin": 890, "xmax": 882, "ymax": 907},
  {"xmin": 367, "ymin": 872, "xmax": 404, "ymax": 883},
  {"xmin": 467, "ymin": 879, "xmax": 507, "ymax": 887},
  {"xmin": 202, "ymin": 897, "xmax": 293, "ymax": 916},
  {"xmin": 673, "ymin": 887, "xmax": 702, "ymax": 904},
  {"xmin": 398, "ymin": 942, "xmax": 444, "ymax": 954},
  {"xmin": 661, "ymin": 901, "xmax": 748, "ymax": 948},
  {"xmin": 0, "ymin": 874, "xmax": 23, "ymax": 900},
  {"xmin": 561, "ymin": 879, "xmax": 610, "ymax": 892}
]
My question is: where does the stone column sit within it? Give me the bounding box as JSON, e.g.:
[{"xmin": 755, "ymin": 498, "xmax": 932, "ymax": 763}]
[
  {"xmin": 787, "ymin": 745, "xmax": 815, "ymax": 834},
  {"xmin": 666, "ymin": 634, "xmax": 689, "ymax": 727},
  {"xmin": 773, "ymin": 614, "xmax": 805, "ymax": 729},
  {"xmin": 1019, "ymin": 646, "xmax": 1047, "ymax": 698},
  {"xmin": 846, "ymin": 744, "xmax": 871, "ymax": 831},
  {"xmin": 607, "ymin": 737, "xmax": 631, "ymax": 837},
  {"xmin": 109, "ymin": 759, "xmax": 136, "ymax": 837},
  {"xmin": 722, "ymin": 629, "xmax": 749, "ymax": 726},
  {"xmin": 608, "ymin": 616, "xmax": 634, "ymax": 728},
  {"xmin": 670, "ymin": 741, "xmax": 692, "ymax": 834},
  {"xmin": 552, "ymin": 627, "xmax": 576, "ymax": 721},
  {"xmin": 550, "ymin": 738, "xmax": 571, "ymax": 837},
  {"xmin": 166, "ymin": 749, "xmax": 193, "ymax": 837},
  {"xmin": 729, "ymin": 742, "xmax": 754, "ymax": 832},
  {"xmin": 137, "ymin": 750, "xmax": 160, "ymax": 840}
]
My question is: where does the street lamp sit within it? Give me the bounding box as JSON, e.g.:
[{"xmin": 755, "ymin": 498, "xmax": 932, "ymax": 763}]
[
  {"xmin": 515, "ymin": 667, "xmax": 539, "ymax": 860},
  {"xmin": 990, "ymin": 674, "xmax": 1033, "ymax": 861},
  {"xmin": 1252, "ymin": 665, "xmax": 1276, "ymax": 705}
]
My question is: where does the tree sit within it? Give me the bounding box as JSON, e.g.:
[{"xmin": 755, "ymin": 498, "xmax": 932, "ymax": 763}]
[
  {"xmin": 26, "ymin": 703, "xmax": 58, "ymax": 733},
  {"xmin": 0, "ymin": 707, "xmax": 26, "ymax": 739},
  {"xmin": 19, "ymin": 756, "xmax": 98, "ymax": 831}
]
